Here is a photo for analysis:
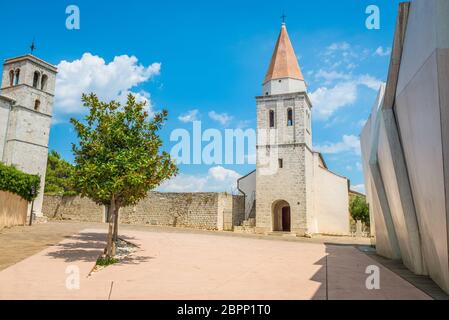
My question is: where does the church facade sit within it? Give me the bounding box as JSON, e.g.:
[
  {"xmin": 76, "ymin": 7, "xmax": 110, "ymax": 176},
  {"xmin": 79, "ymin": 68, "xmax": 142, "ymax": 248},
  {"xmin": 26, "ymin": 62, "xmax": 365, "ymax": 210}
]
[
  {"xmin": 238, "ymin": 23, "xmax": 350, "ymax": 236},
  {"xmin": 0, "ymin": 54, "xmax": 57, "ymax": 217}
]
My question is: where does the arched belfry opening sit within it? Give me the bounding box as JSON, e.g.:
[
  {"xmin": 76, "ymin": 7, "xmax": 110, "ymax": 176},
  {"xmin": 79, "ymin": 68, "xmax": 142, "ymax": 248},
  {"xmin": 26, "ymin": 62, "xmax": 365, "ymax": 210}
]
[
  {"xmin": 14, "ymin": 69, "xmax": 20, "ymax": 85},
  {"xmin": 33, "ymin": 71, "xmax": 40, "ymax": 88},
  {"xmin": 9, "ymin": 70, "xmax": 14, "ymax": 86},
  {"xmin": 272, "ymin": 200, "xmax": 291, "ymax": 232}
]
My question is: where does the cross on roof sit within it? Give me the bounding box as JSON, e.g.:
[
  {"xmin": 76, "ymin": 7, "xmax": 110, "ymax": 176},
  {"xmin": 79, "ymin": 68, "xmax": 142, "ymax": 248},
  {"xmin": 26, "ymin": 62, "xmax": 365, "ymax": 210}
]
[
  {"xmin": 30, "ymin": 39, "xmax": 36, "ymax": 54},
  {"xmin": 281, "ymin": 13, "xmax": 287, "ymax": 24}
]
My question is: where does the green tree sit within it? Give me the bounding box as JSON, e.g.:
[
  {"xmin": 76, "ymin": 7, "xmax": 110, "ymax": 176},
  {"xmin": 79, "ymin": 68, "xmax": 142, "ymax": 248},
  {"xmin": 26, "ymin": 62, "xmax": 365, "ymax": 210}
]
[
  {"xmin": 45, "ymin": 150, "xmax": 77, "ymax": 196},
  {"xmin": 71, "ymin": 93, "xmax": 177, "ymax": 258},
  {"xmin": 349, "ymin": 195, "xmax": 370, "ymax": 226}
]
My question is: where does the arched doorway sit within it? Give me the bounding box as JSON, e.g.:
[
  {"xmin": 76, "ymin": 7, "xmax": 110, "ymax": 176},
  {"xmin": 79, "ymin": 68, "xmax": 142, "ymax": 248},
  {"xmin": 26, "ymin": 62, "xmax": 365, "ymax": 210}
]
[{"xmin": 272, "ymin": 200, "xmax": 291, "ymax": 232}]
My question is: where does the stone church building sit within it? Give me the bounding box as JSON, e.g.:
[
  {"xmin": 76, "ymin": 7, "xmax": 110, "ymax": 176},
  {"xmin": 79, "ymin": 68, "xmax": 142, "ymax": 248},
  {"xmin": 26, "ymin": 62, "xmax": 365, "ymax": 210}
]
[
  {"xmin": 0, "ymin": 55, "xmax": 57, "ymax": 218},
  {"xmin": 238, "ymin": 23, "xmax": 350, "ymax": 236}
]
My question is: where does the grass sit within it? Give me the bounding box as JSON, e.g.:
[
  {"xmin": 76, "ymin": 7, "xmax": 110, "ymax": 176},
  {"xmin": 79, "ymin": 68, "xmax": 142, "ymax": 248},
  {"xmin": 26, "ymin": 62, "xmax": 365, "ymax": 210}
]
[{"xmin": 96, "ymin": 256, "xmax": 119, "ymax": 267}]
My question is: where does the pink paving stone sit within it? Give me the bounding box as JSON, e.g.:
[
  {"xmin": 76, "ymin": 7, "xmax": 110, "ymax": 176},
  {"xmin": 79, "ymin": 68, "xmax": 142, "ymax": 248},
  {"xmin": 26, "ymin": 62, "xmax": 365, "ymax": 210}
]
[{"xmin": 0, "ymin": 228, "xmax": 432, "ymax": 300}]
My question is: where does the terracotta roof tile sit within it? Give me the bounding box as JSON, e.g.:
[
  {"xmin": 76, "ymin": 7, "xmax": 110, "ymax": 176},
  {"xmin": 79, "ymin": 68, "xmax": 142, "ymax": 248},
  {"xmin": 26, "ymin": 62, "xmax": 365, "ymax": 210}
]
[{"xmin": 264, "ymin": 24, "xmax": 304, "ymax": 83}]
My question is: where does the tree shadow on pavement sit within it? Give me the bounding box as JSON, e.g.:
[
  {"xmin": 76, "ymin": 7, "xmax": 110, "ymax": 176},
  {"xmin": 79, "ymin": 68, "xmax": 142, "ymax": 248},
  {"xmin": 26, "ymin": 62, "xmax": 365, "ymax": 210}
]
[{"xmin": 45, "ymin": 232, "xmax": 151, "ymax": 264}]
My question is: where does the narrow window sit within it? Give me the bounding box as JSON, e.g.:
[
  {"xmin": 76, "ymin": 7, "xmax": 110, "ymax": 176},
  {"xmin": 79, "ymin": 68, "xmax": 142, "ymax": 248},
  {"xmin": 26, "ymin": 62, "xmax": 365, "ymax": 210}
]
[
  {"xmin": 33, "ymin": 71, "xmax": 40, "ymax": 88},
  {"xmin": 269, "ymin": 110, "xmax": 275, "ymax": 128},
  {"xmin": 34, "ymin": 99, "xmax": 41, "ymax": 111},
  {"xmin": 278, "ymin": 159, "xmax": 283, "ymax": 169},
  {"xmin": 287, "ymin": 108, "xmax": 293, "ymax": 126},
  {"xmin": 14, "ymin": 69, "xmax": 20, "ymax": 85},
  {"xmin": 41, "ymin": 75, "xmax": 48, "ymax": 91},
  {"xmin": 9, "ymin": 70, "xmax": 14, "ymax": 86}
]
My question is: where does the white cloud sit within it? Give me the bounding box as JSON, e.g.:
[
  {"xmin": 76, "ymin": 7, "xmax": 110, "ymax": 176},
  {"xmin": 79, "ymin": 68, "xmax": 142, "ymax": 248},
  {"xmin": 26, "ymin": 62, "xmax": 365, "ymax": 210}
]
[
  {"xmin": 374, "ymin": 46, "xmax": 391, "ymax": 57},
  {"xmin": 158, "ymin": 166, "xmax": 241, "ymax": 193},
  {"xmin": 346, "ymin": 63, "xmax": 357, "ymax": 70},
  {"xmin": 315, "ymin": 135, "xmax": 361, "ymax": 155},
  {"xmin": 310, "ymin": 75, "xmax": 382, "ymax": 120},
  {"xmin": 314, "ymin": 69, "xmax": 352, "ymax": 84},
  {"xmin": 326, "ymin": 42, "xmax": 351, "ymax": 53},
  {"xmin": 357, "ymin": 74, "xmax": 382, "ymax": 91},
  {"xmin": 324, "ymin": 116, "xmax": 349, "ymax": 128},
  {"xmin": 209, "ymin": 166, "xmax": 241, "ymax": 181},
  {"xmin": 236, "ymin": 119, "xmax": 253, "ymax": 129},
  {"xmin": 178, "ymin": 109, "xmax": 200, "ymax": 123},
  {"xmin": 352, "ymin": 184, "xmax": 366, "ymax": 194},
  {"xmin": 358, "ymin": 119, "xmax": 367, "ymax": 127},
  {"xmin": 208, "ymin": 111, "xmax": 233, "ymax": 125},
  {"xmin": 309, "ymin": 41, "xmax": 384, "ymax": 120},
  {"xmin": 55, "ymin": 53, "xmax": 161, "ymax": 116},
  {"xmin": 318, "ymin": 42, "xmax": 372, "ymax": 76},
  {"xmin": 310, "ymin": 82, "xmax": 358, "ymax": 120}
]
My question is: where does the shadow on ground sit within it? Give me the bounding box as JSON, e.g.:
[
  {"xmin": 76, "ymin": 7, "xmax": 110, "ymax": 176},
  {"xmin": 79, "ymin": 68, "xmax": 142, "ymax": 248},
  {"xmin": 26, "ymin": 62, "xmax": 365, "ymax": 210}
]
[{"xmin": 45, "ymin": 232, "xmax": 152, "ymax": 265}]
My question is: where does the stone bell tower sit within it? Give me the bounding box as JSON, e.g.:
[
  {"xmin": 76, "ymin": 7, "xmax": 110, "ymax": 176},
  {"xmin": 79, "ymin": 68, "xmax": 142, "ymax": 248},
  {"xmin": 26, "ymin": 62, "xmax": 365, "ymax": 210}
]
[
  {"xmin": 0, "ymin": 54, "xmax": 57, "ymax": 217},
  {"xmin": 255, "ymin": 23, "xmax": 314, "ymax": 236}
]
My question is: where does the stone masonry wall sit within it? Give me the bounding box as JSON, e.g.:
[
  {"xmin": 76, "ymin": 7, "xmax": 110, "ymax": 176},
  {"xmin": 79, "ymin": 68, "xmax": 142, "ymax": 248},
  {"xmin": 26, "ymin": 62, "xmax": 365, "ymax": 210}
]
[
  {"xmin": 43, "ymin": 192, "xmax": 245, "ymax": 231},
  {"xmin": 43, "ymin": 195, "xmax": 104, "ymax": 222}
]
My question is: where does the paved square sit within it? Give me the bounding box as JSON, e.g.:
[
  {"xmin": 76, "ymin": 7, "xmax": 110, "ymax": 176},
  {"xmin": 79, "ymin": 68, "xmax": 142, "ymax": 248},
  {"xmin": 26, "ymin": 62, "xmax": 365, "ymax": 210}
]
[{"xmin": 0, "ymin": 228, "xmax": 431, "ymax": 300}]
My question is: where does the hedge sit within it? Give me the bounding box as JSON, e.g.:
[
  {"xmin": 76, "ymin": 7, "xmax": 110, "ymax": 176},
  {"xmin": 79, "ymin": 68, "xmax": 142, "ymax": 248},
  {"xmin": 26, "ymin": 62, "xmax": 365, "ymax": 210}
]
[{"xmin": 0, "ymin": 162, "xmax": 40, "ymax": 201}]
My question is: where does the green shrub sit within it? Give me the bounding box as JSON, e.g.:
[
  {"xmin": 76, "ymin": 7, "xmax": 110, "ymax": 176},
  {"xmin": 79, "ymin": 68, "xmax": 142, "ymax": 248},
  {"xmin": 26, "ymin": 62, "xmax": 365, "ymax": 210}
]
[
  {"xmin": 349, "ymin": 195, "xmax": 370, "ymax": 226},
  {"xmin": 0, "ymin": 162, "xmax": 40, "ymax": 201},
  {"xmin": 96, "ymin": 256, "xmax": 118, "ymax": 267}
]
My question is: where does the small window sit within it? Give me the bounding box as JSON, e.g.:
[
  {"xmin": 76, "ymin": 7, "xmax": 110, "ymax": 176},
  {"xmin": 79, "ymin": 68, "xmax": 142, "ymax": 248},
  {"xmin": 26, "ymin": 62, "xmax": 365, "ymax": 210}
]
[
  {"xmin": 34, "ymin": 99, "xmax": 41, "ymax": 111},
  {"xmin": 14, "ymin": 69, "xmax": 20, "ymax": 85},
  {"xmin": 278, "ymin": 159, "xmax": 283, "ymax": 169},
  {"xmin": 269, "ymin": 110, "xmax": 275, "ymax": 128},
  {"xmin": 41, "ymin": 75, "xmax": 48, "ymax": 91},
  {"xmin": 33, "ymin": 71, "xmax": 40, "ymax": 88},
  {"xmin": 287, "ymin": 108, "xmax": 293, "ymax": 126},
  {"xmin": 9, "ymin": 70, "xmax": 14, "ymax": 86}
]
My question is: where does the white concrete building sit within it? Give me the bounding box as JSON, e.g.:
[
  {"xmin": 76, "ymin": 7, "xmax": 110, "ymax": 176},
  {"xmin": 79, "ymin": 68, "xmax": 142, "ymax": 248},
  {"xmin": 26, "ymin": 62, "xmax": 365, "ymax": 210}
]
[
  {"xmin": 238, "ymin": 23, "xmax": 350, "ymax": 236},
  {"xmin": 0, "ymin": 54, "xmax": 57, "ymax": 217},
  {"xmin": 361, "ymin": 0, "xmax": 449, "ymax": 294}
]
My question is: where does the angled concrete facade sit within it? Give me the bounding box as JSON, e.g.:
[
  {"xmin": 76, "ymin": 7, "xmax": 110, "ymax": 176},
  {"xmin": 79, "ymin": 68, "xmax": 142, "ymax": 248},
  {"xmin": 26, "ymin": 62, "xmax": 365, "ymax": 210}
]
[{"xmin": 361, "ymin": 0, "xmax": 449, "ymax": 293}]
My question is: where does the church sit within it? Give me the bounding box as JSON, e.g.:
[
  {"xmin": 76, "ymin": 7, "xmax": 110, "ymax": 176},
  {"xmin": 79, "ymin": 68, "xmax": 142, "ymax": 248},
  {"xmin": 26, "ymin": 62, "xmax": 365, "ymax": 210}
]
[
  {"xmin": 0, "ymin": 23, "xmax": 351, "ymax": 236},
  {"xmin": 238, "ymin": 22, "xmax": 350, "ymax": 236}
]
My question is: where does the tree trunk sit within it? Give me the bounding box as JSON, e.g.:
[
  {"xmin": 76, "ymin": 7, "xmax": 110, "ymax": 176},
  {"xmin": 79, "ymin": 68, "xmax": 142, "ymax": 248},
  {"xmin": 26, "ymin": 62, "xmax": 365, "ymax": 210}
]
[
  {"xmin": 113, "ymin": 205, "xmax": 119, "ymax": 243},
  {"xmin": 105, "ymin": 196, "xmax": 116, "ymax": 258}
]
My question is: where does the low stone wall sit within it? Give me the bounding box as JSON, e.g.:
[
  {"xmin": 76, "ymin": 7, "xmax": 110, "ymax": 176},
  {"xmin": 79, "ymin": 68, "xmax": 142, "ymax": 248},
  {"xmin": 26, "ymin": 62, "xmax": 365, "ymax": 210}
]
[
  {"xmin": 43, "ymin": 192, "xmax": 245, "ymax": 231},
  {"xmin": 0, "ymin": 190, "xmax": 28, "ymax": 229},
  {"xmin": 43, "ymin": 195, "xmax": 104, "ymax": 223}
]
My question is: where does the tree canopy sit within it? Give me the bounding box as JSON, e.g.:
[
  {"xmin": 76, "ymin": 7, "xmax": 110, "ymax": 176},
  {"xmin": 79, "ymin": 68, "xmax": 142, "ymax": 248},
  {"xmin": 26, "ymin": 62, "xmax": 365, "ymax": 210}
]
[
  {"xmin": 45, "ymin": 150, "xmax": 77, "ymax": 196},
  {"xmin": 349, "ymin": 195, "xmax": 370, "ymax": 226},
  {"xmin": 70, "ymin": 93, "xmax": 178, "ymax": 257}
]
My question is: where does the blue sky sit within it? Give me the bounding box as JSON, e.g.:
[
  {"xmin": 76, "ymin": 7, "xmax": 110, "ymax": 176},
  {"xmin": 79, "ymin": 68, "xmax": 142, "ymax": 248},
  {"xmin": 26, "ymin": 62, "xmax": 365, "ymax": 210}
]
[{"xmin": 0, "ymin": 0, "xmax": 401, "ymax": 193}]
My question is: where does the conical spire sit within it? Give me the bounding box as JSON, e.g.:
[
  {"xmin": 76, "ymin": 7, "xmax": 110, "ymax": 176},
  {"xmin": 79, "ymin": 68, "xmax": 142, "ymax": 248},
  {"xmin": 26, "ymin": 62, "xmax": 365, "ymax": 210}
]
[{"xmin": 264, "ymin": 24, "xmax": 304, "ymax": 84}]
